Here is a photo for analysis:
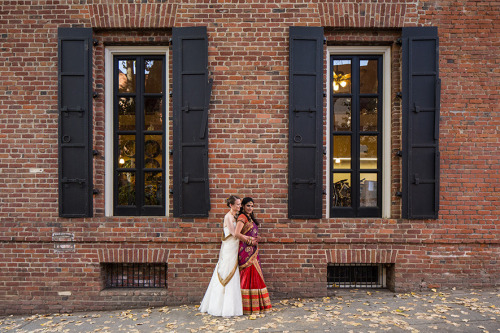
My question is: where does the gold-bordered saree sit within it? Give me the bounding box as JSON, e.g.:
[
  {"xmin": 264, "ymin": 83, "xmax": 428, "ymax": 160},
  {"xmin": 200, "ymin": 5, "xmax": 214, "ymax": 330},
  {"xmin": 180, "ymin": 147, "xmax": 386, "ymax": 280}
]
[{"xmin": 237, "ymin": 213, "xmax": 272, "ymax": 315}]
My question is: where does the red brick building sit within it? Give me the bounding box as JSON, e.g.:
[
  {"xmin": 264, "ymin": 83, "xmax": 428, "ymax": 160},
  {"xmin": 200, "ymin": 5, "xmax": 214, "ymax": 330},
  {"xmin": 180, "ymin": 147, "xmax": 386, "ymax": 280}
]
[{"xmin": 0, "ymin": 0, "xmax": 498, "ymax": 315}]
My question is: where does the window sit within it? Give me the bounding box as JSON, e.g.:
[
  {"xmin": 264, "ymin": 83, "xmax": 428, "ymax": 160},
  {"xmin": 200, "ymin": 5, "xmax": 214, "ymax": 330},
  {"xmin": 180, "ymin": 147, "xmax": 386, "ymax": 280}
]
[
  {"xmin": 102, "ymin": 263, "xmax": 167, "ymax": 288},
  {"xmin": 327, "ymin": 264, "xmax": 388, "ymax": 289},
  {"xmin": 105, "ymin": 47, "xmax": 169, "ymax": 216},
  {"xmin": 327, "ymin": 47, "xmax": 391, "ymax": 218},
  {"xmin": 113, "ymin": 56, "xmax": 165, "ymax": 216}
]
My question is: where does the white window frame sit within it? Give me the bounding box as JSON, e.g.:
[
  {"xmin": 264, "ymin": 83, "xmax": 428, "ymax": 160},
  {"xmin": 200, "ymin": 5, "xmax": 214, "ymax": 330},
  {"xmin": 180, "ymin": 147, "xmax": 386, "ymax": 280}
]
[
  {"xmin": 104, "ymin": 46, "xmax": 170, "ymax": 217},
  {"xmin": 326, "ymin": 46, "xmax": 391, "ymax": 218}
]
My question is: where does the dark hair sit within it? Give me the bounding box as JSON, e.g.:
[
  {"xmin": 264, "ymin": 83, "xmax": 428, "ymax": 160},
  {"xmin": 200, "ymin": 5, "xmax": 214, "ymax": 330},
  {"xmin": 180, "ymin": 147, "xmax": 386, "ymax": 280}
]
[
  {"xmin": 226, "ymin": 195, "xmax": 240, "ymax": 208},
  {"xmin": 239, "ymin": 197, "xmax": 259, "ymax": 225}
]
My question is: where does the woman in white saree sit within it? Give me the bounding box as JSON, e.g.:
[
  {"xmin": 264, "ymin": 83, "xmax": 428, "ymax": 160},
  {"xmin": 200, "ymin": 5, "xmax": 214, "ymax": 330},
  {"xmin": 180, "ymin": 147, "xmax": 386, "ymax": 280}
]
[{"xmin": 199, "ymin": 195, "xmax": 243, "ymax": 317}]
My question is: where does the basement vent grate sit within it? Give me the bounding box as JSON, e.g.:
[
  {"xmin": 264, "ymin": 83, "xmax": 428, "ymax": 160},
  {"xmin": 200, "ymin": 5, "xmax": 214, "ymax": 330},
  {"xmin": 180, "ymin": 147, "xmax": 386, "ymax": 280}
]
[
  {"xmin": 327, "ymin": 264, "xmax": 386, "ymax": 288},
  {"xmin": 102, "ymin": 263, "xmax": 167, "ymax": 288}
]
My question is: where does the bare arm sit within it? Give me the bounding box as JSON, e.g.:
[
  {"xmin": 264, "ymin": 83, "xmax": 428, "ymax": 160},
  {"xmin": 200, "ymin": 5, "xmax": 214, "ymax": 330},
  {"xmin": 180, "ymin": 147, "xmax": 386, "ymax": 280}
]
[
  {"xmin": 234, "ymin": 220, "xmax": 253, "ymax": 244},
  {"xmin": 234, "ymin": 220, "xmax": 256, "ymax": 245},
  {"xmin": 224, "ymin": 214, "xmax": 236, "ymax": 236}
]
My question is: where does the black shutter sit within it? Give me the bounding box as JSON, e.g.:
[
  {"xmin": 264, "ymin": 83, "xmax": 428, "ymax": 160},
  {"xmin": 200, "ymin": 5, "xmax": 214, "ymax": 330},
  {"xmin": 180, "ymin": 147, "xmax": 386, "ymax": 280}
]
[
  {"xmin": 58, "ymin": 28, "xmax": 93, "ymax": 217},
  {"xmin": 288, "ymin": 26, "xmax": 324, "ymax": 219},
  {"xmin": 402, "ymin": 27, "xmax": 440, "ymax": 219},
  {"xmin": 172, "ymin": 26, "xmax": 211, "ymax": 217}
]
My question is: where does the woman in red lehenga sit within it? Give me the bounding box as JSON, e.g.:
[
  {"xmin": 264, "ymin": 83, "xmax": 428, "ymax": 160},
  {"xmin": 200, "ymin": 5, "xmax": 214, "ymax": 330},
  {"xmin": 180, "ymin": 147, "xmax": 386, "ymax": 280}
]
[{"xmin": 235, "ymin": 197, "xmax": 272, "ymax": 315}]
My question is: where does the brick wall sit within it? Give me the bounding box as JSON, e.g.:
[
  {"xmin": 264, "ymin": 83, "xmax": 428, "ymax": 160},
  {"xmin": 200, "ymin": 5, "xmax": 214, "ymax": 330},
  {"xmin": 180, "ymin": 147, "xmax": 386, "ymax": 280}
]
[{"xmin": 0, "ymin": 0, "xmax": 498, "ymax": 315}]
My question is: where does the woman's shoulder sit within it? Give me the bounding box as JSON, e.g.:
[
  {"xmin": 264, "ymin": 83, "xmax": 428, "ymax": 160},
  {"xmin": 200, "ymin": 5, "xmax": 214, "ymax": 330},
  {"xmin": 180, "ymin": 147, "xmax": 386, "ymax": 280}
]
[
  {"xmin": 224, "ymin": 212, "xmax": 236, "ymax": 222},
  {"xmin": 237, "ymin": 213, "xmax": 249, "ymax": 223}
]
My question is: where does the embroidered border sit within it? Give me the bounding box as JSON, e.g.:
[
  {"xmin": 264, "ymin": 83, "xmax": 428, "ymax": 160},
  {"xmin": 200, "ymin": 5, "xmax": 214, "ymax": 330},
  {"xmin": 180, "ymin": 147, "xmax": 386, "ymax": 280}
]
[{"xmin": 217, "ymin": 261, "xmax": 239, "ymax": 287}]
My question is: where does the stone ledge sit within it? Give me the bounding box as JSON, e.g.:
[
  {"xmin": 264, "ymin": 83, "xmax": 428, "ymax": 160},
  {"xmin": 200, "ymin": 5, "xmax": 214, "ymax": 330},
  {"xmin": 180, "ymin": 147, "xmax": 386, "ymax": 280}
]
[{"xmin": 99, "ymin": 288, "xmax": 168, "ymax": 297}]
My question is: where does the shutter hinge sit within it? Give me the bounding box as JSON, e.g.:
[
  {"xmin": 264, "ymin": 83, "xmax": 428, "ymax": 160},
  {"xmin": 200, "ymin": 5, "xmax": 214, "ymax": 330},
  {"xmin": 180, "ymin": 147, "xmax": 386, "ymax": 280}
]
[
  {"xmin": 322, "ymin": 189, "xmax": 326, "ymax": 195},
  {"xmin": 61, "ymin": 178, "xmax": 86, "ymax": 186},
  {"xmin": 92, "ymin": 150, "xmax": 100, "ymax": 156},
  {"xmin": 323, "ymin": 90, "xmax": 326, "ymax": 97},
  {"xmin": 413, "ymin": 103, "xmax": 421, "ymax": 113},
  {"xmin": 169, "ymin": 188, "xmax": 174, "ymax": 194},
  {"xmin": 169, "ymin": 37, "xmax": 172, "ymax": 45},
  {"xmin": 93, "ymin": 188, "xmax": 100, "ymax": 195},
  {"xmin": 396, "ymin": 191, "xmax": 402, "ymax": 197},
  {"xmin": 323, "ymin": 146, "xmax": 327, "ymax": 155},
  {"xmin": 169, "ymin": 90, "xmax": 172, "ymax": 97},
  {"xmin": 396, "ymin": 38, "xmax": 402, "ymax": 46},
  {"xmin": 396, "ymin": 150, "xmax": 403, "ymax": 157},
  {"xmin": 396, "ymin": 91, "xmax": 402, "ymax": 99},
  {"xmin": 323, "ymin": 36, "xmax": 326, "ymax": 45},
  {"xmin": 93, "ymin": 39, "xmax": 99, "ymax": 47},
  {"xmin": 169, "ymin": 149, "xmax": 173, "ymax": 155},
  {"xmin": 93, "ymin": 91, "xmax": 99, "ymax": 99}
]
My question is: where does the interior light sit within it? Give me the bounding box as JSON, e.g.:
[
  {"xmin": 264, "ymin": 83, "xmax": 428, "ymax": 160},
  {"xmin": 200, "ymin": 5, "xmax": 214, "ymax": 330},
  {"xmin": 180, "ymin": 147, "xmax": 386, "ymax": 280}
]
[
  {"xmin": 333, "ymin": 83, "xmax": 339, "ymax": 91},
  {"xmin": 340, "ymin": 81, "xmax": 347, "ymax": 87},
  {"xmin": 335, "ymin": 158, "xmax": 341, "ymax": 164},
  {"xmin": 119, "ymin": 158, "xmax": 125, "ymax": 164}
]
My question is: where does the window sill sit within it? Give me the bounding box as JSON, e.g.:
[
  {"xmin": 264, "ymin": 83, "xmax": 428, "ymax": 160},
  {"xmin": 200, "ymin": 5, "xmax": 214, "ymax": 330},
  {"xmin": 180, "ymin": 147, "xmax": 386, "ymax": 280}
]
[{"xmin": 99, "ymin": 288, "xmax": 167, "ymax": 297}]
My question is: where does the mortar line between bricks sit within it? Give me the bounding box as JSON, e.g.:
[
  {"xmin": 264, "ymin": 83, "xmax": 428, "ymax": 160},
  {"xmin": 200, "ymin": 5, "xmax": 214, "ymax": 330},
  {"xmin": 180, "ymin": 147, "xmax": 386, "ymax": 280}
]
[{"xmin": 1, "ymin": 240, "xmax": 499, "ymax": 246}]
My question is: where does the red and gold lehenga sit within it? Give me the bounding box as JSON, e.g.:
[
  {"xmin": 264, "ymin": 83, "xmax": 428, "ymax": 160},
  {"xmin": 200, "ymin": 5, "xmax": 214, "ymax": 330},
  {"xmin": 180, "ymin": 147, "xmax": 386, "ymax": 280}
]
[{"xmin": 237, "ymin": 213, "xmax": 272, "ymax": 315}]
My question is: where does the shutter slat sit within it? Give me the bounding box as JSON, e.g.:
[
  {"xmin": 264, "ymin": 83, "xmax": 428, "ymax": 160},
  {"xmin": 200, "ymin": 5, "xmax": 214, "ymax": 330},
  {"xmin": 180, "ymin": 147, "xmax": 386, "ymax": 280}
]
[
  {"xmin": 288, "ymin": 26, "xmax": 324, "ymax": 219},
  {"xmin": 172, "ymin": 26, "xmax": 211, "ymax": 217},
  {"xmin": 402, "ymin": 27, "xmax": 440, "ymax": 219},
  {"xmin": 58, "ymin": 27, "xmax": 93, "ymax": 217}
]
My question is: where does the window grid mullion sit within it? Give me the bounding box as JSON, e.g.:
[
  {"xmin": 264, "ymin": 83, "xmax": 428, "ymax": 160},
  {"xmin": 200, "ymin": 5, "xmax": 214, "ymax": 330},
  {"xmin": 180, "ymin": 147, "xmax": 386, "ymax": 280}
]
[{"xmin": 352, "ymin": 56, "xmax": 360, "ymax": 214}]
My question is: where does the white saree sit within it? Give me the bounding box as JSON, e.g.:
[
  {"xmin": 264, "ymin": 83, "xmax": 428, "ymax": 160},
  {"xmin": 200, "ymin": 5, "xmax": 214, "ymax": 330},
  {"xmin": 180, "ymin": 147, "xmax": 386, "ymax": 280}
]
[{"xmin": 199, "ymin": 214, "xmax": 243, "ymax": 317}]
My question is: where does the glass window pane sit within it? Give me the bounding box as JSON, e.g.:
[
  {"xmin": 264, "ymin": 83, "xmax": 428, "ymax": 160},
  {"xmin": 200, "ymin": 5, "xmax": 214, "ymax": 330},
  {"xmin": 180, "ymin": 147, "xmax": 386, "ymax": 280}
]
[
  {"xmin": 360, "ymin": 174, "xmax": 377, "ymax": 207},
  {"xmin": 117, "ymin": 172, "xmax": 136, "ymax": 205},
  {"xmin": 145, "ymin": 172, "xmax": 162, "ymax": 206},
  {"xmin": 333, "ymin": 135, "xmax": 351, "ymax": 169},
  {"xmin": 360, "ymin": 59, "xmax": 378, "ymax": 94},
  {"xmin": 118, "ymin": 135, "xmax": 136, "ymax": 169},
  {"xmin": 360, "ymin": 135, "xmax": 377, "ymax": 170},
  {"xmin": 118, "ymin": 97, "xmax": 136, "ymax": 131},
  {"xmin": 333, "ymin": 98, "xmax": 351, "ymax": 131},
  {"xmin": 144, "ymin": 97, "xmax": 163, "ymax": 131},
  {"xmin": 332, "ymin": 173, "xmax": 351, "ymax": 207},
  {"xmin": 144, "ymin": 135, "xmax": 162, "ymax": 168},
  {"xmin": 359, "ymin": 98, "xmax": 378, "ymax": 132},
  {"xmin": 144, "ymin": 59, "xmax": 163, "ymax": 93},
  {"xmin": 332, "ymin": 59, "xmax": 351, "ymax": 94},
  {"xmin": 118, "ymin": 60, "xmax": 136, "ymax": 93}
]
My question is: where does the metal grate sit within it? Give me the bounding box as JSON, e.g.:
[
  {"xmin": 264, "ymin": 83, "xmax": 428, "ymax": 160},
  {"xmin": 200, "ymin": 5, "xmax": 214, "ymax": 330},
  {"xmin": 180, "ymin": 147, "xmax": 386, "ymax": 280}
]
[
  {"xmin": 327, "ymin": 264, "xmax": 386, "ymax": 288},
  {"xmin": 103, "ymin": 263, "xmax": 167, "ymax": 288}
]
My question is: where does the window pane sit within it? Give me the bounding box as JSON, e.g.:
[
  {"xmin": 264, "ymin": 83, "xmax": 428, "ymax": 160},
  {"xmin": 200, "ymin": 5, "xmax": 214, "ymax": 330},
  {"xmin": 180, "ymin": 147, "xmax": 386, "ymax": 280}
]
[
  {"xmin": 145, "ymin": 172, "xmax": 162, "ymax": 206},
  {"xmin": 118, "ymin": 60, "xmax": 136, "ymax": 93},
  {"xmin": 118, "ymin": 97, "xmax": 136, "ymax": 131},
  {"xmin": 360, "ymin": 59, "xmax": 378, "ymax": 94},
  {"xmin": 332, "ymin": 173, "xmax": 351, "ymax": 207},
  {"xmin": 333, "ymin": 98, "xmax": 351, "ymax": 131},
  {"xmin": 360, "ymin": 174, "xmax": 377, "ymax": 207},
  {"xmin": 144, "ymin": 97, "xmax": 163, "ymax": 131},
  {"xmin": 117, "ymin": 172, "xmax": 136, "ymax": 205},
  {"xmin": 332, "ymin": 59, "xmax": 351, "ymax": 94},
  {"xmin": 144, "ymin": 135, "xmax": 162, "ymax": 168},
  {"xmin": 360, "ymin": 135, "xmax": 377, "ymax": 170},
  {"xmin": 144, "ymin": 59, "xmax": 163, "ymax": 93},
  {"xmin": 359, "ymin": 98, "xmax": 378, "ymax": 132},
  {"xmin": 118, "ymin": 135, "xmax": 136, "ymax": 168},
  {"xmin": 333, "ymin": 135, "xmax": 351, "ymax": 169}
]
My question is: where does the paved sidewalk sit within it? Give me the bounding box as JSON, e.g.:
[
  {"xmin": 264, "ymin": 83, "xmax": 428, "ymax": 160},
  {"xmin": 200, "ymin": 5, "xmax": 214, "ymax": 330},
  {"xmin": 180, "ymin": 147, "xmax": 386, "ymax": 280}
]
[{"xmin": 1, "ymin": 289, "xmax": 499, "ymax": 332}]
